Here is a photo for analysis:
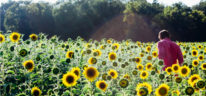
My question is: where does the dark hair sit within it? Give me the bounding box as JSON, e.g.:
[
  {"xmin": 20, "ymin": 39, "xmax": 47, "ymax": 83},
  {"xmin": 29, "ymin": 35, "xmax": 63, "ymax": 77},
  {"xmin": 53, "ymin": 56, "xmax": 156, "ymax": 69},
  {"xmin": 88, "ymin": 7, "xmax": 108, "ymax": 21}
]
[{"xmin": 158, "ymin": 29, "xmax": 170, "ymax": 39}]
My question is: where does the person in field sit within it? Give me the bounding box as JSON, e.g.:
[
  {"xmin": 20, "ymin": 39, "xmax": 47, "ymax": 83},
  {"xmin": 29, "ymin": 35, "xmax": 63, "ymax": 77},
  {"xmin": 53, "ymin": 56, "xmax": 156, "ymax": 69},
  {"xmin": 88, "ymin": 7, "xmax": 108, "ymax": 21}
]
[{"xmin": 157, "ymin": 30, "xmax": 184, "ymax": 71}]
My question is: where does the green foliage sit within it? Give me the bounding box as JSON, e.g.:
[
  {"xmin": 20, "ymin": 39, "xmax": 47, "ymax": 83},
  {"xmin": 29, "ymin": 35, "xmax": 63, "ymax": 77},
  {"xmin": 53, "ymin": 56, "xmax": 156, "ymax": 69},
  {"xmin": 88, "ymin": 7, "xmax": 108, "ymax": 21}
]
[
  {"xmin": 1, "ymin": 0, "xmax": 124, "ymax": 40},
  {"xmin": 1, "ymin": 0, "xmax": 206, "ymax": 41}
]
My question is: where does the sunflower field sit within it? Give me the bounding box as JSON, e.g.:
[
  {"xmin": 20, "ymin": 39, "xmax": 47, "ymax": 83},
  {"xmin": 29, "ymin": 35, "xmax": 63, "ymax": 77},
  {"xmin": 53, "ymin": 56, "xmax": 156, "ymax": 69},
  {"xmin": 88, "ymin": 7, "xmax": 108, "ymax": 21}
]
[{"xmin": 0, "ymin": 32, "xmax": 206, "ymax": 96}]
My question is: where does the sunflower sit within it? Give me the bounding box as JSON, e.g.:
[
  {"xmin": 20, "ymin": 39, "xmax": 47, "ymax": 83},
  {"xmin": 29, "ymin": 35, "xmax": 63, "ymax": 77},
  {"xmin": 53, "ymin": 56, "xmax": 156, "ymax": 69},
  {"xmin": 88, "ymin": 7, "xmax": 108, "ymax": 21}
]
[
  {"xmin": 88, "ymin": 57, "xmax": 97, "ymax": 64},
  {"xmin": 85, "ymin": 43, "xmax": 92, "ymax": 48},
  {"xmin": 86, "ymin": 49, "xmax": 92, "ymax": 54},
  {"xmin": 136, "ymin": 82, "xmax": 152, "ymax": 95},
  {"xmin": 66, "ymin": 51, "xmax": 74, "ymax": 58},
  {"xmin": 191, "ymin": 50, "xmax": 198, "ymax": 57},
  {"xmin": 108, "ymin": 52, "xmax": 117, "ymax": 61},
  {"xmin": 179, "ymin": 66, "xmax": 190, "ymax": 77},
  {"xmin": 135, "ymin": 57, "xmax": 142, "ymax": 64},
  {"xmin": 165, "ymin": 67, "xmax": 173, "ymax": 75},
  {"xmin": 140, "ymin": 53, "xmax": 144, "ymax": 57},
  {"xmin": 119, "ymin": 79, "xmax": 129, "ymax": 88},
  {"xmin": 96, "ymin": 80, "xmax": 108, "ymax": 92},
  {"xmin": 137, "ymin": 88, "xmax": 148, "ymax": 96},
  {"xmin": 52, "ymin": 67, "xmax": 59, "ymax": 75},
  {"xmin": 188, "ymin": 74, "xmax": 201, "ymax": 87},
  {"xmin": 201, "ymin": 63, "xmax": 206, "ymax": 70},
  {"xmin": 147, "ymin": 56, "xmax": 152, "ymax": 60},
  {"xmin": 108, "ymin": 69, "xmax": 118, "ymax": 79},
  {"xmin": 62, "ymin": 72, "xmax": 78, "ymax": 87},
  {"xmin": 152, "ymin": 51, "xmax": 158, "ymax": 58},
  {"xmin": 194, "ymin": 87, "xmax": 200, "ymax": 93},
  {"xmin": 112, "ymin": 62, "xmax": 118, "ymax": 67},
  {"xmin": 100, "ymin": 45, "xmax": 104, "ymax": 49},
  {"xmin": 172, "ymin": 90, "xmax": 180, "ymax": 96},
  {"xmin": 146, "ymin": 46, "xmax": 151, "ymax": 52},
  {"xmin": 23, "ymin": 60, "xmax": 35, "ymax": 72},
  {"xmin": 185, "ymin": 87, "xmax": 194, "ymax": 95},
  {"xmin": 132, "ymin": 70, "xmax": 138, "ymax": 75},
  {"xmin": 137, "ymin": 64, "xmax": 144, "ymax": 71},
  {"xmin": 172, "ymin": 64, "xmax": 180, "ymax": 73},
  {"xmin": 83, "ymin": 65, "xmax": 88, "ymax": 70},
  {"xmin": 123, "ymin": 74, "xmax": 130, "ymax": 80},
  {"xmin": 19, "ymin": 49, "xmax": 28, "ymax": 57},
  {"xmin": 93, "ymin": 49, "xmax": 102, "ymax": 57},
  {"xmin": 192, "ymin": 60, "xmax": 199, "ymax": 67},
  {"xmin": 102, "ymin": 73, "xmax": 107, "ymax": 80},
  {"xmin": 29, "ymin": 34, "xmax": 38, "ymax": 41},
  {"xmin": 71, "ymin": 67, "xmax": 81, "ymax": 79},
  {"xmin": 10, "ymin": 32, "xmax": 21, "ymax": 42},
  {"xmin": 137, "ymin": 41, "xmax": 141, "ymax": 46},
  {"xmin": 175, "ymin": 77, "xmax": 182, "ymax": 83},
  {"xmin": 204, "ymin": 48, "xmax": 206, "ymax": 53},
  {"xmin": 155, "ymin": 84, "xmax": 170, "ymax": 96},
  {"xmin": 107, "ymin": 40, "xmax": 111, "ymax": 44},
  {"xmin": 83, "ymin": 66, "xmax": 99, "ymax": 82},
  {"xmin": 146, "ymin": 63, "xmax": 152, "ymax": 71},
  {"xmin": 112, "ymin": 43, "xmax": 120, "ymax": 50},
  {"xmin": 140, "ymin": 71, "xmax": 149, "ymax": 79},
  {"xmin": 197, "ymin": 45, "xmax": 203, "ymax": 49},
  {"xmin": 31, "ymin": 87, "xmax": 41, "ymax": 96},
  {"xmin": 107, "ymin": 75, "xmax": 112, "ymax": 80},
  {"xmin": 196, "ymin": 80, "xmax": 205, "ymax": 89},
  {"xmin": 198, "ymin": 55, "xmax": 204, "ymax": 61},
  {"xmin": 0, "ymin": 34, "xmax": 5, "ymax": 43}
]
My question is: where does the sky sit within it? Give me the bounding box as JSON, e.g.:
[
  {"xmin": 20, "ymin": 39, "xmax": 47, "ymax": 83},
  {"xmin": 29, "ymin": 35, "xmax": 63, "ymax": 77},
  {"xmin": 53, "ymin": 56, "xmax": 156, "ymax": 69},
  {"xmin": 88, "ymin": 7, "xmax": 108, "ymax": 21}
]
[{"xmin": 0, "ymin": 0, "xmax": 202, "ymax": 7}]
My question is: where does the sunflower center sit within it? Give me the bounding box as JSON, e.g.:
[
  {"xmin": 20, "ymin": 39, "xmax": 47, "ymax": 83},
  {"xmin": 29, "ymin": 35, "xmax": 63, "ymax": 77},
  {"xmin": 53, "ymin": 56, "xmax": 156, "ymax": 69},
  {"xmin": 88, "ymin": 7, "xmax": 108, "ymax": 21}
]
[
  {"xmin": 33, "ymin": 90, "xmax": 40, "ymax": 96},
  {"xmin": 168, "ymin": 69, "xmax": 172, "ymax": 72},
  {"xmin": 25, "ymin": 63, "xmax": 33, "ymax": 70},
  {"xmin": 87, "ymin": 69, "xmax": 95, "ymax": 77},
  {"xmin": 136, "ymin": 58, "xmax": 140, "ymax": 63},
  {"xmin": 147, "ymin": 56, "xmax": 152, "ymax": 60},
  {"xmin": 142, "ymin": 72, "xmax": 146, "ymax": 76},
  {"xmin": 110, "ymin": 72, "xmax": 115, "ymax": 76},
  {"xmin": 174, "ymin": 66, "xmax": 178, "ymax": 70},
  {"xmin": 91, "ymin": 58, "xmax": 97, "ymax": 64},
  {"xmin": 147, "ymin": 65, "xmax": 151, "ymax": 69},
  {"xmin": 194, "ymin": 61, "xmax": 198, "ymax": 65},
  {"xmin": 140, "ymin": 90, "xmax": 145, "ymax": 95},
  {"xmin": 147, "ymin": 47, "xmax": 151, "ymax": 51},
  {"xmin": 0, "ymin": 37, "xmax": 3, "ymax": 41},
  {"xmin": 121, "ymin": 81, "xmax": 126, "ymax": 86},
  {"xmin": 203, "ymin": 64, "xmax": 206, "ymax": 68},
  {"xmin": 99, "ymin": 82, "xmax": 106, "ymax": 89},
  {"xmin": 66, "ymin": 75, "xmax": 74, "ymax": 83},
  {"xmin": 69, "ymin": 52, "xmax": 74, "ymax": 57},
  {"xmin": 32, "ymin": 36, "xmax": 37, "ymax": 40},
  {"xmin": 13, "ymin": 35, "xmax": 18, "ymax": 40},
  {"xmin": 110, "ymin": 54, "xmax": 116, "ymax": 60},
  {"xmin": 153, "ymin": 53, "xmax": 157, "ymax": 56},
  {"xmin": 159, "ymin": 87, "xmax": 167, "ymax": 95},
  {"xmin": 191, "ymin": 77, "xmax": 198, "ymax": 82},
  {"xmin": 193, "ymin": 51, "xmax": 197, "ymax": 55},
  {"xmin": 112, "ymin": 46, "xmax": 117, "ymax": 50},
  {"xmin": 187, "ymin": 88, "xmax": 193, "ymax": 93},
  {"xmin": 73, "ymin": 70, "xmax": 79, "ymax": 76},
  {"xmin": 21, "ymin": 51, "xmax": 26, "ymax": 55},
  {"xmin": 199, "ymin": 56, "xmax": 203, "ymax": 59},
  {"xmin": 181, "ymin": 68, "xmax": 187, "ymax": 74}
]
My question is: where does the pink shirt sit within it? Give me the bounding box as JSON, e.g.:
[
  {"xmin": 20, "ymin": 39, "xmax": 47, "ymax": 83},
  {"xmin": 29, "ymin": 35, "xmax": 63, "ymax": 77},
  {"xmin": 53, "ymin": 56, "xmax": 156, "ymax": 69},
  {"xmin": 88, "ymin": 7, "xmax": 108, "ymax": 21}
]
[{"xmin": 157, "ymin": 38, "xmax": 183, "ymax": 71}]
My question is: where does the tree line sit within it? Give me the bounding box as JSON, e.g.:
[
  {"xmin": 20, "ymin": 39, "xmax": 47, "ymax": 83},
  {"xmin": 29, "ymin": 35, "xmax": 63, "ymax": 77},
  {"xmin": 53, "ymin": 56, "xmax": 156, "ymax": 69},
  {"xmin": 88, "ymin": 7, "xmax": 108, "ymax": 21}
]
[{"xmin": 1, "ymin": 0, "xmax": 206, "ymax": 41}]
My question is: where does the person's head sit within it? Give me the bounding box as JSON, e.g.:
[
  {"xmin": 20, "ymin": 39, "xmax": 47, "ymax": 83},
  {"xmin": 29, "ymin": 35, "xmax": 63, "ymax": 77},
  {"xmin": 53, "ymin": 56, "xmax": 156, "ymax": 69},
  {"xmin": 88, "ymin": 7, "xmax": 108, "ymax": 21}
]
[{"xmin": 158, "ymin": 29, "xmax": 170, "ymax": 40}]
